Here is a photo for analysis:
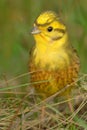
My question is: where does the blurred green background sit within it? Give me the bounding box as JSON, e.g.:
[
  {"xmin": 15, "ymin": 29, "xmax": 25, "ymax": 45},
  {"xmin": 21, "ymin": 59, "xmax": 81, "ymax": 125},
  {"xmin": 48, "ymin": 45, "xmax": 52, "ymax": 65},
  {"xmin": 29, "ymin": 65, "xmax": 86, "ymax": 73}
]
[{"xmin": 0, "ymin": 0, "xmax": 87, "ymax": 79}]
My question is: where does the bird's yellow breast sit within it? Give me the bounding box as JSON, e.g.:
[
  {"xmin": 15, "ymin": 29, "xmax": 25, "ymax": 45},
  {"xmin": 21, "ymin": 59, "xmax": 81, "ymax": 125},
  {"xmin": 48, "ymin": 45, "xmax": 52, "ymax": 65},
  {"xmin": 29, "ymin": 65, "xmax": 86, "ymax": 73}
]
[{"xmin": 34, "ymin": 46, "xmax": 70, "ymax": 70}]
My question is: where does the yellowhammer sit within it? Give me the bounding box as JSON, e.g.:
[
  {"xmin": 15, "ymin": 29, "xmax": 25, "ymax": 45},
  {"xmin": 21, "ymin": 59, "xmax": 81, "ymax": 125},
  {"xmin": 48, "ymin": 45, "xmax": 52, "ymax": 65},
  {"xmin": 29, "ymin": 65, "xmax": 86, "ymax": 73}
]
[{"xmin": 29, "ymin": 11, "xmax": 80, "ymax": 103}]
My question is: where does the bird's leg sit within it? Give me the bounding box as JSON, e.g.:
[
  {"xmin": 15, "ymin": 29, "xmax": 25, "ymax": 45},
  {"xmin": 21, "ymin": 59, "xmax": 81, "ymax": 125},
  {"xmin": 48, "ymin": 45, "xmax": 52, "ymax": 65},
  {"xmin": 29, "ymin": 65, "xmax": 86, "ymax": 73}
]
[
  {"xmin": 41, "ymin": 105, "xmax": 46, "ymax": 121},
  {"xmin": 68, "ymin": 99, "xmax": 74, "ymax": 113},
  {"xmin": 67, "ymin": 95, "xmax": 74, "ymax": 113}
]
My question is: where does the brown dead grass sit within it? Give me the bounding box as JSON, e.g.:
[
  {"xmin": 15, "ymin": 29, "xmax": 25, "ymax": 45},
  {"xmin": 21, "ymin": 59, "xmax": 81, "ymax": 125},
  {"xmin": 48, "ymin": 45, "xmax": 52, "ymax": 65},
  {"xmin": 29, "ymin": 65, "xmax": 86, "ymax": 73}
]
[{"xmin": 0, "ymin": 73, "xmax": 87, "ymax": 130}]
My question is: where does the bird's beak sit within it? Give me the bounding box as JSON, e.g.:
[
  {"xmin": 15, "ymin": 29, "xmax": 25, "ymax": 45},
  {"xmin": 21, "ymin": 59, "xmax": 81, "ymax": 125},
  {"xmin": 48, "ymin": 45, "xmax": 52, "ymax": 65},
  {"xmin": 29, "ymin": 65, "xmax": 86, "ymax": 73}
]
[{"xmin": 31, "ymin": 26, "xmax": 41, "ymax": 35}]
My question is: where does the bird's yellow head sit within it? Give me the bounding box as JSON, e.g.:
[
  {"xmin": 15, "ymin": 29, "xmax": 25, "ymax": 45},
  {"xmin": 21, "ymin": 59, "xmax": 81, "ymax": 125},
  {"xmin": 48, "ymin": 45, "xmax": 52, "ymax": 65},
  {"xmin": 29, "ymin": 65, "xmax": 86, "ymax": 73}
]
[{"xmin": 31, "ymin": 11, "xmax": 68, "ymax": 48}]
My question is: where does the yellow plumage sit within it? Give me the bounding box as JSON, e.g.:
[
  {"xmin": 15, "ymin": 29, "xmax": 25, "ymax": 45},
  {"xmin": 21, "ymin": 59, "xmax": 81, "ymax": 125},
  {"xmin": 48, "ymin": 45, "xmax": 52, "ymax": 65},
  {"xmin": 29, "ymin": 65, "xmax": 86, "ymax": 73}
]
[{"xmin": 29, "ymin": 11, "xmax": 80, "ymax": 99}]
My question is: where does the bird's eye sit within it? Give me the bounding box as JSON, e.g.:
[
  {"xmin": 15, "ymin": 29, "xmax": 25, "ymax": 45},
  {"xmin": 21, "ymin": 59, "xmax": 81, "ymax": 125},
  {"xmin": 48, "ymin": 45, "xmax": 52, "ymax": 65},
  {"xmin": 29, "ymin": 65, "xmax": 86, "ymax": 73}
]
[{"xmin": 47, "ymin": 26, "xmax": 53, "ymax": 32}]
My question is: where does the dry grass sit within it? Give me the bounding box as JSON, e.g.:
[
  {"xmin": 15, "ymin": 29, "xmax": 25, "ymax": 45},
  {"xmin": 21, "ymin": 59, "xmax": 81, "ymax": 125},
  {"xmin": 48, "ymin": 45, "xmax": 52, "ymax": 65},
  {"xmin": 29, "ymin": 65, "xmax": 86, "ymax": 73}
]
[{"xmin": 0, "ymin": 73, "xmax": 87, "ymax": 130}]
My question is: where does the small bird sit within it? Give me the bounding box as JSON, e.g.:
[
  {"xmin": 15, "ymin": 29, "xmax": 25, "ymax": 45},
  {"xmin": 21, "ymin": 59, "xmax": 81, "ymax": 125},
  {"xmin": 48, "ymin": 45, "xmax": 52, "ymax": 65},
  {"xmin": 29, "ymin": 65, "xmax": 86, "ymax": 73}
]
[{"xmin": 29, "ymin": 11, "xmax": 80, "ymax": 107}]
